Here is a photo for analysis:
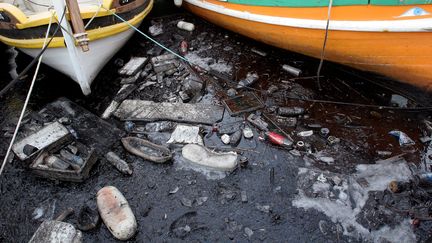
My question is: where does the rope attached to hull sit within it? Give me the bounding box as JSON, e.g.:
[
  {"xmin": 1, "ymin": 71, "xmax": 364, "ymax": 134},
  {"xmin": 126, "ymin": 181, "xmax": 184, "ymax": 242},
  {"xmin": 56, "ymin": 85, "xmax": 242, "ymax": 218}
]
[{"xmin": 316, "ymin": 0, "xmax": 333, "ymax": 91}]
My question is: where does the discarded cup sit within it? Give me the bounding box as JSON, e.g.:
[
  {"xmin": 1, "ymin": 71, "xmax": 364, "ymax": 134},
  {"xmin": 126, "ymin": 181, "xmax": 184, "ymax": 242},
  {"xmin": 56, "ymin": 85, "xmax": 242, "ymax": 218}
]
[{"xmin": 320, "ymin": 128, "xmax": 330, "ymax": 138}]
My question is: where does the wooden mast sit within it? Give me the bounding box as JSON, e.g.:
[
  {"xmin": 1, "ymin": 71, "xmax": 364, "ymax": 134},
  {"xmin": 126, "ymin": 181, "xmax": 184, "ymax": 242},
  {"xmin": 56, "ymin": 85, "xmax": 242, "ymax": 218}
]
[{"xmin": 65, "ymin": 0, "xmax": 89, "ymax": 52}]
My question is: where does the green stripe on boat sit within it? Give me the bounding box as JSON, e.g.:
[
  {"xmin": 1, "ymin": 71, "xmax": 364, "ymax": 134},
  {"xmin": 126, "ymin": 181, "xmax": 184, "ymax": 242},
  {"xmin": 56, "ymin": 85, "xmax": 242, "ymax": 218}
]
[{"xmin": 227, "ymin": 0, "xmax": 432, "ymax": 7}]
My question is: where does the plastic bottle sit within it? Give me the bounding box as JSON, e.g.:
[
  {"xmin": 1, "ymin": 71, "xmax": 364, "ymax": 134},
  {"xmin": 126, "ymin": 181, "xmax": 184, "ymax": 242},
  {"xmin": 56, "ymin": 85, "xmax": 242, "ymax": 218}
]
[
  {"xmin": 265, "ymin": 132, "xmax": 293, "ymax": 148},
  {"xmin": 278, "ymin": 107, "xmax": 304, "ymax": 117}
]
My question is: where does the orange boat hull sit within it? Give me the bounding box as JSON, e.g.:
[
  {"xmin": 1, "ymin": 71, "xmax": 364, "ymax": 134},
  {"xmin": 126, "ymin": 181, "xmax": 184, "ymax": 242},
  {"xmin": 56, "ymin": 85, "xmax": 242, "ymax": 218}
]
[{"xmin": 183, "ymin": 1, "xmax": 432, "ymax": 90}]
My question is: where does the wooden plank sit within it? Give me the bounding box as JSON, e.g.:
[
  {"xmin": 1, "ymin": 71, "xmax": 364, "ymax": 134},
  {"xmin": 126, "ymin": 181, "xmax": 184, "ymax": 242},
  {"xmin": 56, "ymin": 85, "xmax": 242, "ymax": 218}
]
[
  {"xmin": 113, "ymin": 100, "xmax": 224, "ymax": 125},
  {"xmin": 119, "ymin": 57, "xmax": 149, "ymax": 76}
]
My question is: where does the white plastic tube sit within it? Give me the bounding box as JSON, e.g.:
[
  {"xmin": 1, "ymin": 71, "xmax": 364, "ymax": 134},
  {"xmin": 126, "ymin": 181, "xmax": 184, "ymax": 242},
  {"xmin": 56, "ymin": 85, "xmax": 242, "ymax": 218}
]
[
  {"xmin": 177, "ymin": 21, "xmax": 195, "ymax": 31},
  {"xmin": 174, "ymin": 0, "xmax": 182, "ymax": 7}
]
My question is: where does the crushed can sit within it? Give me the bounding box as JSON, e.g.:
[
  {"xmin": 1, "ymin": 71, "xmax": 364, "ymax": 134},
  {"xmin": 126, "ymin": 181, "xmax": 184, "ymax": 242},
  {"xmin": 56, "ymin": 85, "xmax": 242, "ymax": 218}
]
[{"xmin": 388, "ymin": 180, "xmax": 409, "ymax": 193}]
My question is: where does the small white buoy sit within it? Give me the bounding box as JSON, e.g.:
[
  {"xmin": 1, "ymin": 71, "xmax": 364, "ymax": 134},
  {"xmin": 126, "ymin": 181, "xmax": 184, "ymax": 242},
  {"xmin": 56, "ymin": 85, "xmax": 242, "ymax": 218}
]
[
  {"xmin": 97, "ymin": 186, "xmax": 137, "ymax": 240},
  {"xmin": 177, "ymin": 21, "xmax": 195, "ymax": 32},
  {"xmin": 174, "ymin": 0, "xmax": 182, "ymax": 7}
]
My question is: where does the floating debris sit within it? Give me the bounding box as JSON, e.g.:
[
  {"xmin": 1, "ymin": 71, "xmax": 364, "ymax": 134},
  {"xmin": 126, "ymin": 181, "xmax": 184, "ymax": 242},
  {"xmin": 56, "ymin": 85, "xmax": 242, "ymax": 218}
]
[
  {"xmin": 389, "ymin": 130, "xmax": 415, "ymax": 146},
  {"xmin": 182, "ymin": 144, "xmax": 238, "ymax": 171},
  {"xmin": 265, "ymin": 132, "xmax": 293, "ymax": 149},
  {"xmin": 247, "ymin": 114, "xmax": 269, "ymax": 131},
  {"xmin": 237, "ymin": 72, "xmax": 259, "ymax": 89},
  {"xmin": 242, "ymin": 126, "xmax": 254, "ymax": 139},
  {"xmin": 223, "ymin": 92, "xmax": 264, "ymax": 116},
  {"xmin": 29, "ymin": 220, "xmax": 82, "ymax": 243},
  {"xmin": 149, "ymin": 23, "xmax": 163, "ymax": 36},
  {"xmin": 297, "ymin": 130, "xmax": 313, "ymax": 137},
  {"xmin": 177, "ymin": 21, "xmax": 195, "ymax": 31},
  {"xmin": 221, "ymin": 134, "xmax": 230, "ymax": 145},
  {"xmin": 278, "ymin": 107, "xmax": 305, "ymax": 117},
  {"xmin": 77, "ymin": 205, "xmax": 100, "ymax": 231},
  {"xmin": 12, "ymin": 121, "xmax": 71, "ymax": 161},
  {"xmin": 122, "ymin": 137, "xmax": 172, "ymax": 163},
  {"xmin": 105, "ymin": 152, "xmax": 133, "ymax": 175},
  {"xmin": 282, "ymin": 64, "xmax": 302, "ymax": 77},
  {"xmin": 114, "ymin": 100, "xmax": 224, "ymax": 125},
  {"xmin": 118, "ymin": 57, "xmax": 149, "ymax": 76},
  {"xmin": 97, "ymin": 186, "xmax": 137, "ymax": 241},
  {"xmin": 167, "ymin": 125, "xmax": 203, "ymax": 145}
]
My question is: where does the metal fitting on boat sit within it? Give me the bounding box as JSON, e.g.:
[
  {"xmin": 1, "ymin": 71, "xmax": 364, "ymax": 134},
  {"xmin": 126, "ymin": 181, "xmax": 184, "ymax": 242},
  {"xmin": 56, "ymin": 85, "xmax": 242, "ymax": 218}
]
[{"xmin": 74, "ymin": 33, "xmax": 90, "ymax": 52}]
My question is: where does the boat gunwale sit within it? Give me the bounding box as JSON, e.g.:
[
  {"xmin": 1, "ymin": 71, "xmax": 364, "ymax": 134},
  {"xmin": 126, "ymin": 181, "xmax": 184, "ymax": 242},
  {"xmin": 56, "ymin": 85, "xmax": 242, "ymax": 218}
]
[
  {"xmin": 184, "ymin": 0, "xmax": 432, "ymax": 32},
  {"xmin": 0, "ymin": 0, "xmax": 153, "ymax": 48}
]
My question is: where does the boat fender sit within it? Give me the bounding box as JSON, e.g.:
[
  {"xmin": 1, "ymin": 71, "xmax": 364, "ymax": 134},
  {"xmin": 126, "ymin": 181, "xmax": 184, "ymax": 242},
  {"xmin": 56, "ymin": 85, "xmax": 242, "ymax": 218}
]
[
  {"xmin": 97, "ymin": 186, "xmax": 137, "ymax": 240},
  {"xmin": 174, "ymin": 0, "xmax": 182, "ymax": 7}
]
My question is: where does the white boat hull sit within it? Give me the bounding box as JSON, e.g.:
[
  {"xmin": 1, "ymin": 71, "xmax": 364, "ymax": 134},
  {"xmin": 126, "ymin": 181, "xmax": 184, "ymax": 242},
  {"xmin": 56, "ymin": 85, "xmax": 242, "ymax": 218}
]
[{"xmin": 19, "ymin": 26, "xmax": 138, "ymax": 95}]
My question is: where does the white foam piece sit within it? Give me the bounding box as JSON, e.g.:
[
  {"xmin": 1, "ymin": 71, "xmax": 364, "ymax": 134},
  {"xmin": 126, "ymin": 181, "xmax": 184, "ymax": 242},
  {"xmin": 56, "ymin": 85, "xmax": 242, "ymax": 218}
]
[{"xmin": 292, "ymin": 158, "xmax": 416, "ymax": 242}]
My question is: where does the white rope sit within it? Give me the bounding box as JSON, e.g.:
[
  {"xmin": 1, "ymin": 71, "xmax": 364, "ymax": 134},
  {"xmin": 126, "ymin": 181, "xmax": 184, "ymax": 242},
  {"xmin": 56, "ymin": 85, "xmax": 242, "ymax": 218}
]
[
  {"xmin": 316, "ymin": 0, "xmax": 333, "ymax": 90},
  {"xmin": 101, "ymin": 5, "xmax": 189, "ymax": 63},
  {"xmin": 0, "ymin": 11, "xmax": 55, "ymax": 176},
  {"xmin": 84, "ymin": 2, "xmax": 103, "ymax": 29}
]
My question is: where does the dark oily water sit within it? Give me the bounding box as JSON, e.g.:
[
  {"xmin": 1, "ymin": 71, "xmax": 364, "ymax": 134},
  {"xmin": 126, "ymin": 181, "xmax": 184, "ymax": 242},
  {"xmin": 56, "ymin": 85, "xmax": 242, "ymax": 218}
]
[{"xmin": 1, "ymin": 11, "xmax": 432, "ymax": 243}]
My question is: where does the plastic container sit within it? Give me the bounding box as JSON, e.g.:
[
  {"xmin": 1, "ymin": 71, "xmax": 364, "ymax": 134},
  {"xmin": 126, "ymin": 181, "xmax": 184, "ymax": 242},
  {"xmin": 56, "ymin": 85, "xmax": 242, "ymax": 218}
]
[{"xmin": 177, "ymin": 21, "xmax": 195, "ymax": 31}]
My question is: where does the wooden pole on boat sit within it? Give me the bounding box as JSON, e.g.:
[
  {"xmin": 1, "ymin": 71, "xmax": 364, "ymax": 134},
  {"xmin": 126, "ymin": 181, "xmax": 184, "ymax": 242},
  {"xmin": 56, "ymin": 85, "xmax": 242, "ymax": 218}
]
[
  {"xmin": 65, "ymin": 0, "xmax": 89, "ymax": 52},
  {"xmin": 52, "ymin": 0, "xmax": 92, "ymax": 95}
]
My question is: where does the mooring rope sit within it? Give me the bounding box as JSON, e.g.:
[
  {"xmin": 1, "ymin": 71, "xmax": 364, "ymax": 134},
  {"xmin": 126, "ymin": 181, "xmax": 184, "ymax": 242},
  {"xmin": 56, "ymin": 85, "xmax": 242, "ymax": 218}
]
[
  {"xmin": 101, "ymin": 5, "xmax": 190, "ymax": 63},
  {"xmin": 316, "ymin": 0, "xmax": 333, "ymax": 91},
  {"xmin": 0, "ymin": 7, "xmax": 65, "ymax": 98},
  {"xmin": 0, "ymin": 12, "xmax": 56, "ymax": 176},
  {"xmin": 84, "ymin": 2, "xmax": 103, "ymax": 29}
]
